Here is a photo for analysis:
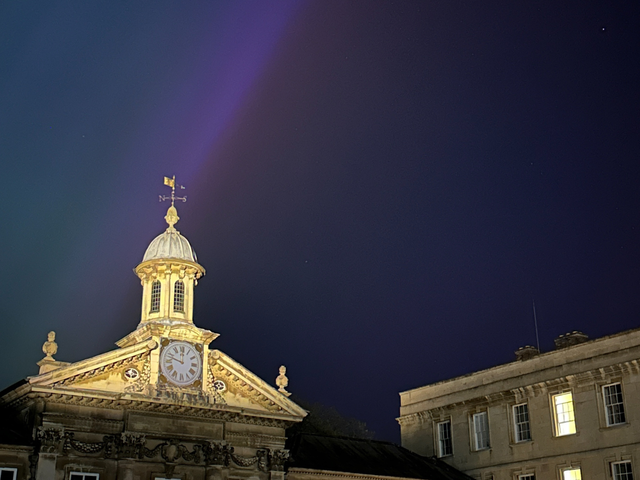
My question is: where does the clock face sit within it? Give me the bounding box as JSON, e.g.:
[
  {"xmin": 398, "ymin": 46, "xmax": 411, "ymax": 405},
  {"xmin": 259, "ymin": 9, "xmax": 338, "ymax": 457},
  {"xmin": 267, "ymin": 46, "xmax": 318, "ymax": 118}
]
[{"xmin": 160, "ymin": 341, "xmax": 202, "ymax": 386}]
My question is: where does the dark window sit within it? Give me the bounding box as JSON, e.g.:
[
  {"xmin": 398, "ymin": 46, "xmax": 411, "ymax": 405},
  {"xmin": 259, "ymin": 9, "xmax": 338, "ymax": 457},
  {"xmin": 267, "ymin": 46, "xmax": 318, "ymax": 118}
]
[
  {"xmin": 0, "ymin": 468, "xmax": 17, "ymax": 480},
  {"xmin": 150, "ymin": 280, "xmax": 161, "ymax": 313},
  {"xmin": 513, "ymin": 404, "xmax": 531, "ymax": 442},
  {"xmin": 603, "ymin": 383, "xmax": 626, "ymax": 426},
  {"xmin": 437, "ymin": 420, "xmax": 452, "ymax": 456},
  {"xmin": 173, "ymin": 280, "xmax": 185, "ymax": 312}
]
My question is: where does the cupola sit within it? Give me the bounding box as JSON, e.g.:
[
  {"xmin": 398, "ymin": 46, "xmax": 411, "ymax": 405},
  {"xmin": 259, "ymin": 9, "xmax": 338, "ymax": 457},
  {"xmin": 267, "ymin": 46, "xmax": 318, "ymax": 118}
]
[{"xmin": 134, "ymin": 183, "xmax": 205, "ymax": 327}]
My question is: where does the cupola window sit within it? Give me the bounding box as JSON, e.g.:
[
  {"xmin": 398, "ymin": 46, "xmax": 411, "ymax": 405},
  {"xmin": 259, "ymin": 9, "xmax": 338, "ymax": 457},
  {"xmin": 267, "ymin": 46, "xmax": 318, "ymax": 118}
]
[
  {"xmin": 150, "ymin": 280, "xmax": 161, "ymax": 313},
  {"xmin": 173, "ymin": 280, "xmax": 185, "ymax": 312}
]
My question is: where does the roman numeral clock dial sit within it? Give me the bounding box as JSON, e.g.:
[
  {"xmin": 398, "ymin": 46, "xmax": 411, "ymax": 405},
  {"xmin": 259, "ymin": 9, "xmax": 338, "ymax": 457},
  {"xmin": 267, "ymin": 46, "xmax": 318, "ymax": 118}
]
[{"xmin": 159, "ymin": 341, "xmax": 202, "ymax": 386}]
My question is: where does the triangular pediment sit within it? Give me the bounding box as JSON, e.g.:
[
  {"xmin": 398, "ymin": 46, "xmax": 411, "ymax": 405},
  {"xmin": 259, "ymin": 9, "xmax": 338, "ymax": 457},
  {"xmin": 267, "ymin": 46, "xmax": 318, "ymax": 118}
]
[
  {"xmin": 207, "ymin": 349, "xmax": 307, "ymax": 418},
  {"xmin": 23, "ymin": 341, "xmax": 306, "ymax": 422},
  {"xmin": 29, "ymin": 340, "xmax": 156, "ymax": 395}
]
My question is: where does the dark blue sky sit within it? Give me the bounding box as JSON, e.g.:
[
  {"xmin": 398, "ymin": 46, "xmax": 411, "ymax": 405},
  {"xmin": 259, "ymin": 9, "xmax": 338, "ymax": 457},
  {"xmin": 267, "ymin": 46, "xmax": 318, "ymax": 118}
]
[{"xmin": 1, "ymin": 1, "xmax": 639, "ymax": 441}]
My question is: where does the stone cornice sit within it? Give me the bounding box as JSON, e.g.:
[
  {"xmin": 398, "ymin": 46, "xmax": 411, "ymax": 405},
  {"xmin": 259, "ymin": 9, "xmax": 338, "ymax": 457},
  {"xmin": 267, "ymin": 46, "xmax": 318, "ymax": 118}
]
[
  {"xmin": 0, "ymin": 444, "xmax": 33, "ymax": 453},
  {"xmin": 135, "ymin": 258, "xmax": 205, "ymax": 279},
  {"xmin": 397, "ymin": 359, "xmax": 640, "ymax": 424},
  {"xmin": 26, "ymin": 390, "xmax": 298, "ymax": 427},
  {"xmin": 401, "ymin": 329, "xmax": 640, "ymax": 403},
  {"xmin": 116, "ymin": 322, "xmax": 219, "ymax": 347}
]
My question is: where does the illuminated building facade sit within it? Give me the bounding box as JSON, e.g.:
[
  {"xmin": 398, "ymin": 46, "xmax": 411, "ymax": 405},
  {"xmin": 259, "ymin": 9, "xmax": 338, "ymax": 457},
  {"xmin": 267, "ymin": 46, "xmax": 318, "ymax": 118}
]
[
  {"xmin": 398, "ymin": 330, "xmax": 640, "ymax": 480},
  {"xmin": 0, "ymin": 178, "xmax": 471, "ymax": 480}
]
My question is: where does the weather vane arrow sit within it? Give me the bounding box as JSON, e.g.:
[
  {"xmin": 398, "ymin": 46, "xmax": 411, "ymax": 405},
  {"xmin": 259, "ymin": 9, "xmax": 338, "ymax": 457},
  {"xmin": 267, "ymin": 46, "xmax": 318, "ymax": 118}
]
[{"xmin": 159, "ymin": 175, "xmax": 187, "ymax": 206}]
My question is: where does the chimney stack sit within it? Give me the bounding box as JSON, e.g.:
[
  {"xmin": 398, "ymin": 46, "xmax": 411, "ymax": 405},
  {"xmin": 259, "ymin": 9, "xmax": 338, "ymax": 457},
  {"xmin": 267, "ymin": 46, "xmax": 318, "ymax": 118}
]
[{"xmin": 554, "ymin": 331, "xmax": 589, "ymax": 349}]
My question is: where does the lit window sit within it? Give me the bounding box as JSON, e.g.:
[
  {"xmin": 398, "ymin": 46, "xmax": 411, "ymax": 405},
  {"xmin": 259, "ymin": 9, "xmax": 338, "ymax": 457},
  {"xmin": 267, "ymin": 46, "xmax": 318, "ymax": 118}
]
[
  {"xmin": 603, "ymin": 383, "xmax": 626, "ymax": 426},
  {"xmin": 437, "ymin": 420, "xmax": 452, "ymax": 456},
  {"xmin": 553, "ymin": 392, "xmax": 576, "ymax": 436},
  {"xmin": 0, "ymin": 468, "xmax": 17, "ymax": 480},
  {"xmin": 69, "ymin": 474, "xmax": 99, "ymax": 480},
  {"xmin": 513, "ymin": 403, "xmax": 531, "ymax": 442},
  {"xmin": 612, "ymin": 461, "xmax": 634, "ymax": 480},
  {"xmin": 173, "ymin": 280, "xmax": 185, "ymax": 312},
  {"xmin": 472, "ymin": 412, "xmax": 490, "ymax": 450},
  {"xmin": 562, "ymin": 468, "xmax": 581, "ymax": 480},
  {"xmin": 150, "ymin": 280, "xmax": 161, "ymax": 313},
  {"xmin": 518, "ymin": 475, "xmax": 535, "ymax": 480}
]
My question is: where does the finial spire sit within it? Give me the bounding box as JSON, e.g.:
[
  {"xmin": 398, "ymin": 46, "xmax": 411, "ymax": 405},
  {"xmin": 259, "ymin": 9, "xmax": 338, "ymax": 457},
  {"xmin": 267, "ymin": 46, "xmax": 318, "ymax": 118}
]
[{"xmin": 159, "ymin": 175, "xmax": 187, "ymax": 231}]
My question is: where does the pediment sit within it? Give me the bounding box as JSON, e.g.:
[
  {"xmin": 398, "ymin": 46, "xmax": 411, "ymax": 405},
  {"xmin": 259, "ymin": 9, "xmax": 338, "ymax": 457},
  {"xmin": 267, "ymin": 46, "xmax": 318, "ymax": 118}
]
[
  {"xmin": 24, "ymin": 342, "xmax": 306, "ymax": 422},
  {"xmin": 29, "ymin": 340, "xmax": 156, "ymax": 395},
  {"xmin": 207, "ymin": 349, "xmax": 307, "ymax": 419}
]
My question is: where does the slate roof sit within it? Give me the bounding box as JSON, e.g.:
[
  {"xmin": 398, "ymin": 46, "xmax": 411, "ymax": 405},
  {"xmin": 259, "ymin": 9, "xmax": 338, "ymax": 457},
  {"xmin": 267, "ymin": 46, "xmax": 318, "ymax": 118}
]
[{"xmin": 286, "ymin": 433, "xmax": 473, "ymax": 480}]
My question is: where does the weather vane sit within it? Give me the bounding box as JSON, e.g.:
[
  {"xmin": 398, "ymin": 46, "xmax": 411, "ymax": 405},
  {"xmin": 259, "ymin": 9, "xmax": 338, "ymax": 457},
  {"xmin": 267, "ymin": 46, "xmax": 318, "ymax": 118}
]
[{"xmin": 159, "ymin": 175, "xmax": 187, "ymax": 206}]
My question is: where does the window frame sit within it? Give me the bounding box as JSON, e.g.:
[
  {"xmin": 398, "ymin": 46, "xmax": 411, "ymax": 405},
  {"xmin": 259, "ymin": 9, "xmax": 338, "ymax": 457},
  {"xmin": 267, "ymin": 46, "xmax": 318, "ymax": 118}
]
[
  {"xmin": 173, "ymin": 280, "xmax": 185, "ymax": 313},
  {"xmin": 471, "ymin": 411, "xmax": 490, "ymax": 451},
  {"xmin": 69, "ymin": 474, "xmax": 99, "ymax": 480},
  {"xmin": 561, "ymin": 467, "xmax": 582, "ymax": 480},
  {"xmin": 517, "ymin": 474, "xmax": 535, "ymax": 480},
  {"xmin": 0, "ymin": 468, "xmax": 17, "ymax": 480},
  {"xmin": 436, "ymin": 419, "xmax": 453, "ymax": 457},
  {"xmin": 611, "ymin": 460, "xmax": 633, "ymax": 480},
  {"xmin": 512, "ymin": 403, "xmax": 532, "ymax": 443},
  {"xmin": 602, "ymin": 382, "xmax": 626, "ymax": 427},
  {"xmin": 150, "ymin": 280, "xmax": 161, "ymax": 313},
  {"xmin": 552, "ymin": 391, "xmax": 576, "ymax": 436}
]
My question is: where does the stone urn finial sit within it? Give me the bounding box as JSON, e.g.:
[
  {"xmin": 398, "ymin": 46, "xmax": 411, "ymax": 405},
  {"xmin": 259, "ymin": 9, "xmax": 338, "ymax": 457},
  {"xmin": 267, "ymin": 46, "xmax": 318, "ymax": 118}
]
[
  {"xmin": 276, "ymin": 365, "xmax": 291, "ymax": 397},
  {"xmin": 37, "ymin": 331, "xmax": 67, "ymax": 374},
  {"xmin": 42, "ymin": 331, "xmax": 57, "ymax": 360}
]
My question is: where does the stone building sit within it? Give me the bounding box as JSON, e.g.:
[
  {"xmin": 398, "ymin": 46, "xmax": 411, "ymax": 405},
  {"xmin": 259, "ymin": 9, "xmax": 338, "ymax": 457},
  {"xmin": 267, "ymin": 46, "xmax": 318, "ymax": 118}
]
[
  {"xmin": 0, "ymin": 178, "xmax": 472, "ymax": 480},
  {"xmin": 398, "ymin": 329, "xmax": 640, "ymax": 480},
  {"xmin": 0, "ymin": 179, "xmax": 307, "ymax": 480}
]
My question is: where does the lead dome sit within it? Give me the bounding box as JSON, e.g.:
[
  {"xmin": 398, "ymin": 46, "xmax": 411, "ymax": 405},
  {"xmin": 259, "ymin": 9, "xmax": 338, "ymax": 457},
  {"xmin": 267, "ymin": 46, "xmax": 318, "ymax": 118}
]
[
  {"xmin": 142, "ymin": 204, "xmax": 198, "ymax": 262},
  {"xmin": 142, "ymin": 229, "xmax": 198, "ymax": 262}
]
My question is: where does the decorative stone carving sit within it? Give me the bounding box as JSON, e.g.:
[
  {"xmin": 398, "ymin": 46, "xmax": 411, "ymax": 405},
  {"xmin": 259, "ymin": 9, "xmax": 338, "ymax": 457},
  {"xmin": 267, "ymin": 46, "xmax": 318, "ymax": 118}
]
[
  {"xmin": 42, "ymin": 331, "xmax": 57, "ymax": 360},
  {"xmin": 36, "ymin": 426, "xmax": 64, "ymax": 454},
  {"xmin": 125, "ymin": 358, "xmax": 151, "ymax": 393},
  {"xmin": 54, "ymin": 352, "xmax": 149, "ymax": 388},
  {"xmin": 205, "ymin": 367, "xmax": 227, "ymax": 404},
  {"xmin": 58, "ymin": 432, "xmax": 272, "ymax": 471},
  {"xmin": 270, "ymin": 449, "xmax": 290, "ymax": 471},
  {"xmin": 257, "ymin": 448, "xmax": 290, "ymax": 472},
  {"xmin": 276, "ymin": 365, "xmax": 290, "ymax": 397}
]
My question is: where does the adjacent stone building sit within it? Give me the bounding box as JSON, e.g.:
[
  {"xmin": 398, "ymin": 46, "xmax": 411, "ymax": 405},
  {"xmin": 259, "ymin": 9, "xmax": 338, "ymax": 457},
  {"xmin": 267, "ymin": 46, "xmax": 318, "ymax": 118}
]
[{"xmin": 398, "ymin": 329, "xmax": 640, "ymax": 480}]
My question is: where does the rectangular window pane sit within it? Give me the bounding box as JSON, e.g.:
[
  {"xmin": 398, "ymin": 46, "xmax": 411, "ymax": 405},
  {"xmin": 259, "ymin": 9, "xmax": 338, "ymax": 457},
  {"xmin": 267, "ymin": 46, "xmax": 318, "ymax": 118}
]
[
  {"xmin": 613, "ymin": 461, "xmax": 634, "ymax": 480},
  {"xmin": 0, "ymin": 469, "xmax": 17, "ymax": 480},
  {"xmin": 473, "ymin": 412, "xmax": 490, "ymax": 450},
  {"xmin": 437, "ymin": 420, "xmax": 452, "ymax": 456},
  {"xmin": 554, "ymin": 392, "xmax": 576, "ymax": 436},
  {"xmin": 173, "ymin": 280, "xmax": 185, "ymax": 312},
  {"xmin": 150, "ymin": 281, "xmax": 161, "ymax": 313},
  {"xmin": 603, "ymin": 383, "xmax": 626, "ymax": 426},
  {"xmin": 513, "ymin": 403, "xmax": 531, "ymax": 442},
  {"xmin": 518, "ymin": 475, "xmax": 535, "ymax": 480},
  {"xmin": 563, "ymin": 468, "xmax": 581, "ymax": 480}
]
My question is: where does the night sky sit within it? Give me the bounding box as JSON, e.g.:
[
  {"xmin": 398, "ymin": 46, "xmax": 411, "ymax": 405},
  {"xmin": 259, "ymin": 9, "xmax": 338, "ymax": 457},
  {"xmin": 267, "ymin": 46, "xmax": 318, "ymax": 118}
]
[{"xmin": 1, "ymin": 1, "xmax": 639, "ymax": 442}]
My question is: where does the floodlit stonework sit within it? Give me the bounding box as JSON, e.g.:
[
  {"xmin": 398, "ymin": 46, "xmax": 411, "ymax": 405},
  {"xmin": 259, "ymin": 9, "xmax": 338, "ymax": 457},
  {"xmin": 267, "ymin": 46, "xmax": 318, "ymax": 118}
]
[
  {"xmin": 0, "ymin": 180, "xmax": 307, "ymax": 480},
  {"xmin": 398, "ymin": 329, "xmax": 640, "ymax": 480},
  {"xmin": 0, "ymin": 177, "xmax": 473, "ymax": 480}
]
